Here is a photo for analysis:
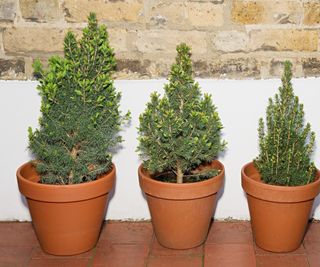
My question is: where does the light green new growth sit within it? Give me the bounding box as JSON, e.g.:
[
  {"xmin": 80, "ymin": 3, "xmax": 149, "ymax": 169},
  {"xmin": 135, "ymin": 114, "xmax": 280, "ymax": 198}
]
[
  {"xmin": 254, "ymin": 61, "xmax": 316, "ymax": 186},
  {"xmin": 29, "ymin": 13, "xmax": 130, "ymax": 184},
  {"xmin": 137, "ymin": 43, "xmax": 226, "ymax": 184}
]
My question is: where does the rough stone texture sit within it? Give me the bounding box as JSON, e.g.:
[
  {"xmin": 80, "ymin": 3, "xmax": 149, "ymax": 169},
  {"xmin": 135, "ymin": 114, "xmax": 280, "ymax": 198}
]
[
  {"xmin": 63, "ymin": 0, "xmax": 143, "ymax": 23},
  {"xmin": 186, "ymin": 2, "xmax": 224, "ymax": 27},
  {"xmin": 232, "ymin": 0, "xmax": 302, "ymax": 25},
  {"xmin": 134, "ymin": 30, "xmax": 207, "ymax": 54},
  {"xmin": 0, "ymin": 0, "xmax": 16, "ymax": 22},
  {"xmin": 20, "ymin": 0, "xmax": 63, "ymax": 22},
  {"xmin": 0, "ymin": 58, "xmax": 25, "ymax": 79},
  {"xmin": 0, "ymin": 0, "xmax": 320, "ymax": 79},
  {"xmin": 302, "ymin": 58, "xmax": 320, "ymax": 77},
  {"xmin": 269, "ymin": 59, "xmax": 303, "ymax": 78},
  {"xmin": 108, "ymin": 29, "xmax": 128, "ymax": 53},
  {"xmin": 115, "ymin": 59, "xmax": 152, "ymax": 78},
  {"xmin": 250, "ymin": 30, "xmax": 318, "ymax": 52},
  {"xmin": 3, "ymin": 27, "xmax": 65, "ymax": 54},
  {"xmin": 212, "ymin": 31, "xmax": 249, "ymax": 52},
  {"xmin": 304, "ymin": 1, "xmax": 320, "ymax": 25},
  {"xmin": 209, "ymin": 58, "xmax": 260, "ymax": 78},
  {"xmin": 231, "ymin": 1, "xmax": 264, "ymax": 24},
  {"xmin": 148, "ymin": 2, "xmax": 187, "ymax": 29}
]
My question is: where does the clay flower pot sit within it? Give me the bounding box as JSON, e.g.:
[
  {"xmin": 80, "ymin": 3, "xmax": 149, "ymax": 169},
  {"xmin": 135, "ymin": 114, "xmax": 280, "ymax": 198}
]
[
  {"xmin": 139, "ymin": 160, "xmax": 224, "ymax": 249},
  {"xmin": 17, "ymin": 162, "xmax": 115, "ymax": 256},
  {"xmin": 242, "ymin": 162, "xmax": 320, "ymax": 252}
]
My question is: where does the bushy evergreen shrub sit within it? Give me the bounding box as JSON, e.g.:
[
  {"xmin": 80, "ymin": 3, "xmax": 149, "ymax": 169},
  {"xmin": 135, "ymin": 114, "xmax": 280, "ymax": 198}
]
[
  {"xmin": 254, "ymin": 61, "xmax": 316, "ymax": 186},
  {"xmin": 29, "ymin": 13, "xmax": 130, "ymax": 184},
  {"xmin": 137, "ymin": 43, "xmax": 226, "ymax": 184}
]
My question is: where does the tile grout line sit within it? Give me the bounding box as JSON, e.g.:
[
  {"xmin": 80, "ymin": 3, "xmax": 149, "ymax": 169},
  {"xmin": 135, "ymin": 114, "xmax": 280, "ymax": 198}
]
[
  {"xmin": 145, "ymin": 230, "xmax": 155, "ymax": 267},
  {"xmin": 86, "ymin": 246, "xmax": 97, "ymax": 267}
]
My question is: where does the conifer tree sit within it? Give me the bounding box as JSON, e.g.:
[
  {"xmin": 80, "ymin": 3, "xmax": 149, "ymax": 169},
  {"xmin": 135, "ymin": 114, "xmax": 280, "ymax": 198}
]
[
  {"xmin": 137, "ymin": 43, "xmax": 226, "ymax": 184},
  {"xmin": 254, "ymin": 61, "xmax": 316, "ymax": 186},
  {"xmin": 28, "ymin": 13, "xmax": 130, "ymax": 184}
]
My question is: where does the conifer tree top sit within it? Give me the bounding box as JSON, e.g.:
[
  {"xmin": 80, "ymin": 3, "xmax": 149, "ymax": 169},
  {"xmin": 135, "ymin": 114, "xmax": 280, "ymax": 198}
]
[
  {"xmin": 28, "ymin": 13, "xmax": 129, "ymax": 185},
  {"xmin": 254, "ymin": 61, "xmax": 316, "ymax": 186},
  {"xmin": 137, "ymin": 43, "xmax": 226, "ymax": 184}
]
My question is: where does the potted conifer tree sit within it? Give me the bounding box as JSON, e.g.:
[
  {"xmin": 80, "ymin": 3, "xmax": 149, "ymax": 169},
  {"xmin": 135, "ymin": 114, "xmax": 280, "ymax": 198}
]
[
  {"xmin": 241, "ymin": 61, "xmax": 320, "ymax": 252},
  {"xmin": 137, "ymin": 43, "xmax": 226, "ymax": 249},
  {"xmin": 16, "ymin": 13, "xmax": 129, "ymax": 255}
]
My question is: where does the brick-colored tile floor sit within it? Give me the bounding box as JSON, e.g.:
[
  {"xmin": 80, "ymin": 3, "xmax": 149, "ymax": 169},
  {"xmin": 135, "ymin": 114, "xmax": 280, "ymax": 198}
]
[{"xmin": 0, "ymin": 220, "xmax": 319, "ymax": 267}]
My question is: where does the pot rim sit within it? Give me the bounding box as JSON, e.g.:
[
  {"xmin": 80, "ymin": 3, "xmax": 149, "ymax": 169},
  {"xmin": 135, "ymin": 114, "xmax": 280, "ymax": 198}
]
[
  {"xmin": 17, "ymin": 161, "xmax": 116, "ymax": 202},
  {"xmin": 138, "ymin": 160, "xmax": 225, "ymax": 200},
  {"xmin": 241, "ymin": 161, "xmax": 320, "ymax": 202}
]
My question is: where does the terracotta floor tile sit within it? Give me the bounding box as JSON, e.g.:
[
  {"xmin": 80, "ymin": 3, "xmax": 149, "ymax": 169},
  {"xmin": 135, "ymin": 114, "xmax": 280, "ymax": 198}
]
[
  {"xmin": 303, "ymin": 241, "xmax": 320, "ymax": 267},
  {"xmin": 256, "ymin": 254, "xmax": 309, "ymax": 267},
  {"xmin": 30, "ymin": 245, "xmax": 94, "ymax": 259},
  {"xmin": 27, "ymin": 258, "xmax": 90, "ymax": 267},
  {"xmin": 304, "ymin": 221, "xmax": 320, "ymax": 243},
  {"xmin": 254, "ymin": 243, "xmax": 306, "ymax": 255},
  {"xmin": 0, "ymin": 222, "xmax": 38, "ymax": 246},
  {"xmin": 150, "ymin": 236, "xmax": 203, "ymax": 256},
  {"xmin": 204, "ymin": 243, "xmax": 256, "ymax": 267},
  {"xmin": 0, "ymin": 246, "xmax": 33, "ymax": 267},
  {"xmin": 147, "ymin": 255, "xmax": 203, "ymax": 267},
  {"xmin": 206, "ymin": 221, "xmax": 253, "ymax": 244},
  {"xmin": 92, "ymin": 243, "xmax": 149, "ymax": 267},
  {"xmin": 98, "ymin": 222, "xmax": 153, "ymax": 245}
]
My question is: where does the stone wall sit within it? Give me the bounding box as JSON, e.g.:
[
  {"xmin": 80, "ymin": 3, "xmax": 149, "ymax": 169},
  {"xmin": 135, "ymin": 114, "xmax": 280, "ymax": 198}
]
[{"xmin": 0, "ymin": 0, "xmax": 319, "ymax": 80}]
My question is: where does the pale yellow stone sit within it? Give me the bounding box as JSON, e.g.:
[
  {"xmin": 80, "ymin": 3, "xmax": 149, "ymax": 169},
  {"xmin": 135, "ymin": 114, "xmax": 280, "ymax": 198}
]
[
  {"xmin": 186, "ymin": 2, "xmax": 224, "ymax": 27},
  {"xmin": 232, "ymin": 0, "xmax": 302, "ymax": 25},
  {"xmin": 63, "ymin": 0, "xmax": 143, "ymax": 23},
  {"xmin": 20, "ymin": 0, "xmax": 63, "ymax": 22},
  {"xmin": 149, "ymin": 2, "xmax": 186, "ymax": 27},
  {"xmin": 213, "ymin": 31, "xmax": 249, "ymax": 52},
  {"xmin": 303, "ymin": 1, "xmax": 320, "ymax": 25},
  {"xmin": 250, "ymin": 30, "xmax": 318, "ymax": 52},
  {"xmin": 108, "ymin": 29, "xmax": 128, "ymax": 53},
  {"xmin": 134, "ymin": 30, "xmax": 207, "ymax": 54},
  {"xmin": 3, "ymin": 27, "xmax": 65, "ymax": 54}
]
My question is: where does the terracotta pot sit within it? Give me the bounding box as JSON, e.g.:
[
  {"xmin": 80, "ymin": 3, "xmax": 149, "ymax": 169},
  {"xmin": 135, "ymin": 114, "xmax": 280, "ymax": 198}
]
[
  {"xmin": 17, "ymin": 162, "xmax": 115, "ymax": 255},
  {"xmin": 242, "ymin": 162, "xmax": 320, "ymax": 252},
  {"xmin": 138, "ymin": 160, "xmax": 224, "ymax": 249}
]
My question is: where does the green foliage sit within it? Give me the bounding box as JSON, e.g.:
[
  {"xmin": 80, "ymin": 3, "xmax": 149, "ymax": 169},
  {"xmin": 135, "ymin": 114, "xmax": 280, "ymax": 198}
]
[
  {"xmin": 29, "ymin": 13, "xmax": 130, "ymax": 184},
  {"xmin": 254, "ymin": 61, "xmax": 316, "ymax": 186},
  {"xmin": 137, "ymin": 43, "xmax": 226, "ymax": 184}
]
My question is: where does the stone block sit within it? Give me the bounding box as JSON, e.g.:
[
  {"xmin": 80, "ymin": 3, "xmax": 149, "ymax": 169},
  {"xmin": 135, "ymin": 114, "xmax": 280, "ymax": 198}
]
[
  {"xmin": 3, "ymin": 27, "xmax": 65, "ymax": 54},
  {"xmin": 303, "ymin": 1, "xmax": 320, "ymax": 25},
  {"xmin": 134, "ymin": 30, "xmax": 207, "ymax": 54},
  {"xmin": 231, "ymin": 1, "xmax": 264, "ymax": 24},
  {"xmin": 20, "ymin": 0, "xmax": 63, "ymax": 22},
  {"xmin": 232, "ymin": 0, "xmax": 302, "ymax": 25},
  {"xmin": 63, "ymin": 0, "xmax": 143, "ymax": 23},
  {"xmin": 148, "ymin": 2, "xmax": 186, "ymax": 28},
  {"xmin": 209, "ymin": 57, "xmax": 260, "ymax": 78},
  {"xmin": 108, "ymin": 29, "xmax": 128, "ymax": 53},
  {"xmin": 0, "ymin": 0, "xmax": 16, "ymax": 22},
  {"xmin": 302, "ymin": 58, "xmax": 320, "ymax": 76},
  {"xmin": 212, "ymin": 31, "xmax": 249, "ymax": 52},
  {"xmin": 0, "ymin": 58, "xmax": 25, "ymax": 79},
  {"xmin": 186, "ymin": 2, "xmax": 224, "ymax": 27},
  {"xmin": 250, "ymin": 30, "xmax": 318, "ymax": 52}
]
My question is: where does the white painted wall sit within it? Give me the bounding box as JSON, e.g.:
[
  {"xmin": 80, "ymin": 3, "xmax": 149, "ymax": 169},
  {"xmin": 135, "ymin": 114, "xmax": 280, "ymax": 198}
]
[{"xmin": 1, "ymin": 78, "xmax": 320, "ymax": 221}]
